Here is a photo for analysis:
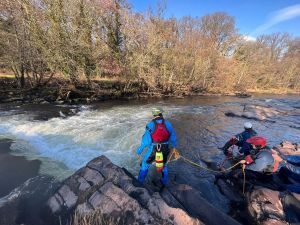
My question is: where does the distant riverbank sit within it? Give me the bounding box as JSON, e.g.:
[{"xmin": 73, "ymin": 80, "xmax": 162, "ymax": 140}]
[{"xmin": 1, "ymin": 77, "xmax": 299, "ymax": 105}]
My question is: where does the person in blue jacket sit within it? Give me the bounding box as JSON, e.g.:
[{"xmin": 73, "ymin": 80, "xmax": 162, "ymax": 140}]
[
  {"xmin": 221, "ymin": 122, "xmax": 257, "ymax": 156},
  {"xmin": 136, "ymin": 107, "xmax": 177, "ymax": 185}
]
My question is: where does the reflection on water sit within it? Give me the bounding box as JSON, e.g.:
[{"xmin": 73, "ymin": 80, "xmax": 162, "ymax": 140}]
[{"xmin": 0, "ymin": 95, "xmax": 300, "ymax": 180}]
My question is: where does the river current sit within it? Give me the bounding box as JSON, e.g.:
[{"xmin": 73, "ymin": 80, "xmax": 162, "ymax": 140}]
[{"xmin": 0, "ymin": 95, "xmax": 300, "ymax": 181}]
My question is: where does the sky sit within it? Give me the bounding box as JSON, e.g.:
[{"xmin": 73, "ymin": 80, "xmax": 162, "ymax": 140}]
[{"xmin": 127, "ymin": 0, "xmax": 300, "ymax": 38}]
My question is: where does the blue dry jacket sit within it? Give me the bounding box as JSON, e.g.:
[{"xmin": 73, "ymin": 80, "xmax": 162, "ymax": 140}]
[{"xmin": 136, "ymin": 119, "xmax": 177, "ymax": 155}]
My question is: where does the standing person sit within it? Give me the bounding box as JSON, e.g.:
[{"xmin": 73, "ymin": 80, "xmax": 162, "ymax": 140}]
[
  {"xmin": 221, "ymin": 122, "xmax": 257, "ymax": 156},
  {"xmin": 136, "ymin": 107, "xmax": 177, "ymax": 185}
]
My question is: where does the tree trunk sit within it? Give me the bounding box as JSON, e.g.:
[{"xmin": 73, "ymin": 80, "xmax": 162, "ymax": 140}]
[{"xmin": 20, "ymin": 64, "xmax": 25, "ymax": 88}]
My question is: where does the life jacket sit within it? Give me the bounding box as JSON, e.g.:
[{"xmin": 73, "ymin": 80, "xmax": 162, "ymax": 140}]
[{"xmin": 151, "ymin": 119, "xmax": 170, "ymax": 143}]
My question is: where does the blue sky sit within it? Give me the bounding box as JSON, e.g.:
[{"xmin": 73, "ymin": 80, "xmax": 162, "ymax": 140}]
[{"xmin": 127, "ymin": 0, "xmax": 300, "ymax": 38}]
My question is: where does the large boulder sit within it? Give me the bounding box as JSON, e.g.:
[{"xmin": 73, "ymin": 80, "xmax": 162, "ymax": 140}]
[
  {"xmin": 248, "ymin": 188, "xmax": 285, "ymax": 222},
  {"xmin": 45, "ymin": 155, "xmax": 206, "ymax": 225},
  {"xmin": 247, "ymin": 187, "xmax": 300, "ymax": 224}
]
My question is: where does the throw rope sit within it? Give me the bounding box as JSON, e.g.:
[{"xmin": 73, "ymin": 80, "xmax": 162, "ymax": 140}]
[
  {"xmin": 167, "ymin": 148, "xmax": 247, "ymax": 194},
  {"xmin": 242, "ymin": 164, "xmax": 246, "ymax": 194}
]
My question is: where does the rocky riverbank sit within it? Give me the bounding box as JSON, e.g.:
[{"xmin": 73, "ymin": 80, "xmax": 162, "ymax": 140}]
[
  {"xmin": 0, "ymin": 78, "xmax": 143, "ymax": 105},
  {"xmin": 0, "ymin": 77, "xmax": 254, "ymax": 105},
  {"xmin": 0, "ymin": 141, "xmax": 299, "ymax": 225}
]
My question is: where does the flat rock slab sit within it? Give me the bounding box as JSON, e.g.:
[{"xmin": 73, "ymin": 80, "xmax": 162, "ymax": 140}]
[{"xmin": 166, "ymin": 183, "xmax": 241, "ymax": 225}]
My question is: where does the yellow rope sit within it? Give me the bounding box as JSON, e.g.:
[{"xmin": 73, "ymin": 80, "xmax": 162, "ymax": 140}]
[
  {"xmin": 166, "ymin": 148, "xmax": 181, "ymax": 164},
  {"xmin": 180, "ymin": 155, "xmax": 242, "ymax": 173},
  {"xmin": 166, "ymin": 149, "xmax": 175, "ymax": 164},
  {"xmin": 242, "ymin": 164, "xmax": 246, "ymax": 195},
  {"xmin": 167, "ymin": 148, "xmax": 247, "ymax": 194},
  {"xmin": 168, "ymin": 148, "xmax": 242, "ymax": 173}
]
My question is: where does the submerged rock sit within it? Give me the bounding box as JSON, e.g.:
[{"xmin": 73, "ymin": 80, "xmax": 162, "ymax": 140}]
[
  {"xmin": 0, "ymin": 175, "xmax": 58, "ymax": 225},
  {"xmin": 224, "ymin": 104, "xmax": 286, "ymax": 122}
]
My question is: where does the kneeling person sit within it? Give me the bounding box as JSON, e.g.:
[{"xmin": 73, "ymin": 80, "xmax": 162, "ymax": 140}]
[{"xmin": 221, "ymin": 122, "xmax": 257, "ymax": 157}]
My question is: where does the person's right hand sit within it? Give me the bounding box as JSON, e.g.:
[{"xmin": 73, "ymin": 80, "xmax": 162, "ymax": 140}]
[
  {"xmin": 172, "ymin": 148, "xmax": 180, "ymax": 160},
  {"xmin": 239, "ymin": 160, "xmax": 246, "ymax": 164}
]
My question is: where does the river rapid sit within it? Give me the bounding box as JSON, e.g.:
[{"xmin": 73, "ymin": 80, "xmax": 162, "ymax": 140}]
[{"xmin": 0, "ymin": 95, "xmax": 300, "ymax": 182}]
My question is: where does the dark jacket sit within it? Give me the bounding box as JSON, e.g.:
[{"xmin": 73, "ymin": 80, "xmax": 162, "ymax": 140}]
[
  {"xmin": 235, "ymin": 129, "xmax": 257, "ymax": 147},
  {"xmin": 222, "ymin": 129, "xmax": 257, "ymax": 155}
]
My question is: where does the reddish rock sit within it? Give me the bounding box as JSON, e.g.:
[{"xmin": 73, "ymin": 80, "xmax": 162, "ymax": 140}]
[
  {"xmin": 147, "ymin": 192, "xmax": 203, "ymax": 225},
  {"xmin": 261, "ymin": 219, "xmax": 287, "ymax": 225},
  {"xmin": 248, "ymin": 188, "xmax": 284, "ymax": 221},
  {"xmin": 274, "ymin": 141, "xmax": 300, "ymax": 155}
]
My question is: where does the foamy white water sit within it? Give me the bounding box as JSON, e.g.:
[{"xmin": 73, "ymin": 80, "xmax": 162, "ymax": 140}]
[
  {"xmin": 2, "ymin": 96, "xmax": 299, "ymax": 180},
  {"xmin": 0, "ymin": 103, "xmax": 209, "ymax": 179}
]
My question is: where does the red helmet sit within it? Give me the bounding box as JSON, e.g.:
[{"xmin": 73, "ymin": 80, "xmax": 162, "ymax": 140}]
[{"xmin": 246, "ymin": 136, "xmax": 267, "ymax": 149}]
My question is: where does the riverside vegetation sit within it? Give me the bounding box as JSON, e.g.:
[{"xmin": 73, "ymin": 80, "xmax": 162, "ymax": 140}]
[{"xmin": 0, "ymin": 0, "xmax": 300, "ymax": 103}]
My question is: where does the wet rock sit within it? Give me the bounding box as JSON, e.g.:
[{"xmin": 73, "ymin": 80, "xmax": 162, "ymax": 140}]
[
  {"xmin": 0, "ymin": 176, "xmax": 58, "ymax": 225},
  {"xmin": 281, "ymin": 192, "xmax": 300, "ymax": 224},
  {"xmin": 166, "ymin": 183, "xmax": 241, "ymax": 225},
  {"xmin": 261, "ymin": 219, "xmax": 287, "ymax": 225},
  {"xmin": 195, "ymin": 178, "xmax": 230, "ymax": 213},
  {"xmin": 235, "ymin": 92, "xmax": 251, "ymax": 98},
  {"xmin": 216, "ymin": 179, "xmax": 243, "ymax": 202},
  {"xmin": 167, "ymin": 160, "xmax": 230, "ymax": 213},
  {"xmin": 248, "ymin": 187, "xmax": 285, "ymax": 222},
  {"xmin": 58, "ymin": 108, "xmax": 79, "ymax": 118},
  {"xmin": 274, "ymin": 141, "xmax": 300, "ymax": 155},
  {"xmin": 225, "ymin": 104, "xmax": 285, "ymax": 122}
]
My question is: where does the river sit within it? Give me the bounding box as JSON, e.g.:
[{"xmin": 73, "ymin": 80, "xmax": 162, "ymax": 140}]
[{"xmin": 0, "ymin": 95, "xmax": 300, "ymax": 183}]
